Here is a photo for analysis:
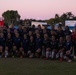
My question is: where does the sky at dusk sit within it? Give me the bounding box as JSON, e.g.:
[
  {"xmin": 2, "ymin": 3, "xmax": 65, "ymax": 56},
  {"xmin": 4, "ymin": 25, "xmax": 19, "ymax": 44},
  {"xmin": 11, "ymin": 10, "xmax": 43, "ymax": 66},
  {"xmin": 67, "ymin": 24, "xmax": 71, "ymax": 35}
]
[{"xmin": 0, "ymin": 0, "xmax": 76, "ymax": 20}]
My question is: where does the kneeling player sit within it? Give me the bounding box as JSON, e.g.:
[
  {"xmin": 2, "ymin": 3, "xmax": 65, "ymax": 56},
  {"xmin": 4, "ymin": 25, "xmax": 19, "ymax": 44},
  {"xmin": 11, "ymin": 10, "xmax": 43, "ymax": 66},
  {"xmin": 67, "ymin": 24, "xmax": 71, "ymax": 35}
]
[
  {"xmin": 4, "ymin": 46, "xmax": 9, "ymax": 58},
  {"xmin": 11, "ymin": 46, "xmax": 18, "ymax": 58},
  {"xmin": 50, "ymin": 36, "xmax": 58, "ymax": 59},
  {"xmin": 65, "ymin": 35, "xmax": 73, "ymax": 62},
  {"xmin": 35, "ymin": 33, "xmax": 42, "ymax": 58},
  {"xmin": 21, "ymin": 34, "xmax": 29, "ymax": 57},
  {"xmin": 42, "ymin": 34, "xmax": 51, "ymax": 59},
  {"xmin": 58, "ymin": 37, "xmax": 65, "ymax": 61},
  {"xmin": 0, "ymin": 46, "xmax": 3, "ymax": 58},
  {"xmin": 28, "ymin": 36, "xmax": 35, "ymax": 58},
  {"xmin": 18, "ymin": 47, "xmax": 24, "ymax": 58}
]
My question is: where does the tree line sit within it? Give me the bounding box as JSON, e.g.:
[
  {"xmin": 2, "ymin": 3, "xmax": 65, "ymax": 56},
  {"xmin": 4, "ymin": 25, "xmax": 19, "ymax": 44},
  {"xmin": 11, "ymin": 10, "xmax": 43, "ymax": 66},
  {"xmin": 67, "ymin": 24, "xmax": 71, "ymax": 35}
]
[{"xmin": 2, "ymin": 10, "xmax": 76, "ymax": 26}]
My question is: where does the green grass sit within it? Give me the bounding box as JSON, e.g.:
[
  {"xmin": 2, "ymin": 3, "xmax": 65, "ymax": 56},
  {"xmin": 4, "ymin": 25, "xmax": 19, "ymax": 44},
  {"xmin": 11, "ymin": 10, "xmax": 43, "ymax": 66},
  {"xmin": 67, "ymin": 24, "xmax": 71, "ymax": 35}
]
[{"xmin": 0, "ymin": 58, "xmax": 76, "ymax": 75}]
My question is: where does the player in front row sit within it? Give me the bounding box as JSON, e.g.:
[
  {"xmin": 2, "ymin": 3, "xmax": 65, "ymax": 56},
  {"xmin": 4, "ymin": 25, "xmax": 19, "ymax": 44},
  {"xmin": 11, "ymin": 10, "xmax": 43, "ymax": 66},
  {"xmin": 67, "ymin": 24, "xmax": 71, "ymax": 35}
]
[
  {"xmin": 28, "ymin": 36, "xmax": 35, "ymax": 58},
  {"xmin": 57, "ymin": 37, "xmax": 65, "ymax": 61},
  {"xmin": 50, "ymin": 35, "xmax": 58, "ymax": 59},
  {"xmin": 65, "ymin": 35, "xmax": 73, "ymax": 62},
  {"xmin": 42, "ymin": 34, "xmax": 51, "ymax": 59}
]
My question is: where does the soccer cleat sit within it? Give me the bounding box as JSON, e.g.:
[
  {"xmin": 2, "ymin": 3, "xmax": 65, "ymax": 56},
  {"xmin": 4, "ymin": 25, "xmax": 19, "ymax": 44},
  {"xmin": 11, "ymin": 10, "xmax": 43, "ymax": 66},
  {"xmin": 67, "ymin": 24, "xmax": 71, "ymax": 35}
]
[
  {"xmin": 59, "ymin": 58, "xmax": 63, "ymax": 61},
  {"xmin": 44, "ymin": 58, "xmax": 48, "ymax": 60},
  {"xmin": 67, "ymin": 60, "xmax": 72, "ymax": 63}
]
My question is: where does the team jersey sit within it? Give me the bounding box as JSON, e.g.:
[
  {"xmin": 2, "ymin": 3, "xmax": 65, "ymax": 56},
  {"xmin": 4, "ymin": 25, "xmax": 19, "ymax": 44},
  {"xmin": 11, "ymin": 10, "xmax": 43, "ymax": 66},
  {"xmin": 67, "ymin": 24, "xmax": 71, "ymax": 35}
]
[
  {"xmin": 17, "ymin": 29, "xmax": 23, "ymax": 37},
  {"xmin": 3, "ymin": 29, "xmax": 7, "ymax": 39},
  {"xmin": 50, "ymin": 40, "xmax": 58, "ymax": 50},
  {"xmin": 58, "ymin": 42, "xmax": 65, "ymax": 50},
  {"xmin": 6, "ymin": 38, "xmax": 13, "ymax": 50},
  {"xmin": 28, "ymin": 41, "xmax": 35, "ymax": 53},
  {"xmin": 65, "ymin": 41, "xmax": 73, "ymax": 51},
  {"xmin": 11, "ymin": 50, "xmax": 18, "ymax": 57},
  {"xmin": 42, "ymin": 39, "xmax": 50, "ymax": 48},
  {"xmin": 22, "ymin": 39, "xmax": 29, "ymax": 51},
  {"xmin": 35, "ymin": 38, "xmax": 42, "ymax": 49},
  {"xmin": 0, "ymin": 37, "xmax": 5, "ymax": 47},
  {"xmin": 13, "ymin": 37, "xmax": 21, "ymax": 49},
  {"xmin": 64, "ymin": 30, "xmax": 71, "ymax": 36},
  {"xmin": 57, "ymin": 30, "xmax": 64, "ymax": 39}
]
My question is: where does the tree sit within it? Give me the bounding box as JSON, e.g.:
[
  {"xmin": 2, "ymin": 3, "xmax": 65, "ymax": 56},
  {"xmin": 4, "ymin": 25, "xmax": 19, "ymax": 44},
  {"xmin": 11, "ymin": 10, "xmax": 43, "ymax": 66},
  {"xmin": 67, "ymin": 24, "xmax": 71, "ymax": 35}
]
[{"xmin": 2, "ymin": 10, "xmax": 20, "ymax": 25}]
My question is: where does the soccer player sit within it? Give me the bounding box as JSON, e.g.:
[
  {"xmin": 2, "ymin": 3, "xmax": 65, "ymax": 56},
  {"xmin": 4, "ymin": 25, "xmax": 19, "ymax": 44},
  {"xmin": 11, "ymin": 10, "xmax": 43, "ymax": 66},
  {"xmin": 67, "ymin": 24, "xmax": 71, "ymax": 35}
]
[
  {"xmin": 17, "ymin": 25, "xmax": 23, "ymax": 37},
  {"xmin": 13, "ymin": 33, "xmax": 21, "ymax": 50},
  {"xmin": 71, "ymin": 28, "xmax": 76, "ymax": 59},
  {"xmin": 6, "ymin": 33, "xmax": 13, "ymax": 52},
  {"xmin": 56, "ymin": 25, "xmax": 64, "ymax": 39},
  {"xmin": 58, "ymin": 37, "xmax": 65, "ymax": 61},
  {"xmin": 0, "ymin": 32, "xmax": 5, "ymax": 51},
  {"xmin": 65, "ymin": 35, "xmax": 73, "ymax": 62},
  {"xmin": 21, "ymin": 34, "xmax": 29, "ymax": 57},
  {"xmin": 35, "ymin": 33, "xmax": 42, "ymax": 58},
  {"xmin": 28, "ymin": 31, "xmax": 33, "ymax": 39},
  {"xmin": 4, "ymin": 46, "xmax": 9, "ymax": 58},
  {"xmin": 50, "ymin": 35, "xmax": 58, "ymax": 59},
  {"xmin": 11, "ymin": 46, "xmax": 18, "ymax": 58},
  {"xmin": 28, "ymin": 36, "xmax": 35, "ymax": 58},
  {"xmin": 64, "ymin": 26, "xmax": 71, "ymax": 36},
  {"xmin": 42, "ymin": 34, "xmax": 51, "ymax": 59},
  {"xmin": 0, "ymin": 46, "xmax": 3, "ymax": 58},
  {"xmin": 19, "ymin": 47, "xmax": 24, "ymax": 58}
]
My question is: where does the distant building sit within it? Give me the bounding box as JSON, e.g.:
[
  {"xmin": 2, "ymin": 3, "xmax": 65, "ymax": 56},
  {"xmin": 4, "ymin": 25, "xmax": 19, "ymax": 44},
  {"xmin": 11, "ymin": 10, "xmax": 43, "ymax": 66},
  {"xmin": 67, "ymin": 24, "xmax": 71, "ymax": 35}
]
[
  {"xmin": 65, "ymin": 20, "xmax": 76, "ymax": 31},
  {"xmin": 31, "ymin": 21, "xmax": 47, "ymax": 28}
]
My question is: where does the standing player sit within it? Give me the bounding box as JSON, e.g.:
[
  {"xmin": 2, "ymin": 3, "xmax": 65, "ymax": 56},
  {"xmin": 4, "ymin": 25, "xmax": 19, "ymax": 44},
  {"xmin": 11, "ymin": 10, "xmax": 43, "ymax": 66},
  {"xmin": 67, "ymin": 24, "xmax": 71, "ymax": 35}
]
[
  {"xmin": 0, "ymin": 33, "xmax": 5, "ymax": 52},
  {"xmin": 56, "ymin": 25, "xmax": 64, "ymax": 39},
  {"xmin": 11, "ymin": 46, "xmax": 18, "ymax": 58},
  {"xmin": 6, "ymin": 33, "xmax": 13, "ymax": 53},
  {"xmin": 0, "ymin": 46, "xmax": 3, "ymax": 58},
  {"xmin": 13, "ymin": 33, "xmax": 21, "ymax": 51},
  {"xmin": 64, "ymin": 26, "xmax": 71, "ymax": 36},
  {"xmin": 72, "ymin": 28, "xmax": 76, "ymax": 59},
  {"xmin": 4, "ymin": 46, "xmax": 9, "ymax": 58}
]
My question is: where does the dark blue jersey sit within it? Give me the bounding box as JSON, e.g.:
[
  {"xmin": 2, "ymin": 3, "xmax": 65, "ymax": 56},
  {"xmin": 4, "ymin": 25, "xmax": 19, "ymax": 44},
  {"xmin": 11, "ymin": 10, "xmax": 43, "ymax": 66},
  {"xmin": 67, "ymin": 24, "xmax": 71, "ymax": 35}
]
[
  {"xmin": 57, "ymin": 30, "xmax": 64, "ymax": 39},
  {"xmin": 58, "ymin": 42, "xmax": 65, "ymax": 50},
  {"xmin": 22, "ymin": 39, "xmax": 28, "ymax": 50},
  {"xmin": 13, "ymin": 37, "xmax": 21, "ymax": 48},
  {"xmin": 3, "ymin": 29, "xmax": 7, "ymax": 38},
  {"xmin": 65, "ymin": 41, "xmax": 73, "ymax": 51},
  {"xmin": 0, "ymin": 37, "xmax": 5, "ymax": 47},
  {"xmin": 35, "ymin": 38, "xmax": 42, "ymax": 49},
  {"xmin": 10, "ymin": 28, "xmax": 15, "ymax": 33},
  {"xmin": 6, "ymin": 38, "xmax": 13, "ymax": 49},
  {"xmin": 28, "ymin": 41, "xmax": 35, "ymax": 53},
  {"xmin": 17, "ymin": 29, "xmax": 23, "ymax": 37},
  {"xmin": 11, "ymin": 50, "xmax": 17, "ymax": 57},
  {"xmin": 64, "ymin": 30, "xmax": 71, "ymax": 36},
  {"xmin": 42, "ymin": 39, "xmax": 50, "ymax": 48},
  {"xmin": 50, "ymin": 40, "xmax": 58, "ymax": 50}
]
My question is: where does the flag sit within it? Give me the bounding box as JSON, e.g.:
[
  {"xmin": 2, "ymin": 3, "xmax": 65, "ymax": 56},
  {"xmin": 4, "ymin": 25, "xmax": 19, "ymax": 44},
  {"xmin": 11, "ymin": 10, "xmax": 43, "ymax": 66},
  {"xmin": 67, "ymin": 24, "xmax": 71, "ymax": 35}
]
[{"xmin": 0, "ymin": 20, "xmax": 4, "ymax": 27}]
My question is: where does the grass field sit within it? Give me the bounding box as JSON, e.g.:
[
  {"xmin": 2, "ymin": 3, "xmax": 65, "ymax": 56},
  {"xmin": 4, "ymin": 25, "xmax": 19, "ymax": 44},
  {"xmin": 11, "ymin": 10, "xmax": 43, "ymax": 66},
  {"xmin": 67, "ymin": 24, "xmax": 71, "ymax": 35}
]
[{"xmin": 0, "ymin": 58, "xmax": 76, "ymax": 75}]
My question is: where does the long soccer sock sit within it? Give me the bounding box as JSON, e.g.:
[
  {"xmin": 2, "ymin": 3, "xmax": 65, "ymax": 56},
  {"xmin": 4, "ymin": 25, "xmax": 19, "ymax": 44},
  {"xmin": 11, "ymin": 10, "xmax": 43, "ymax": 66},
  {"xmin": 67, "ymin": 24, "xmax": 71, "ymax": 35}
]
[
  {"xmin": 42, "ymin": 49, "xmax": 45, "ymax": 57},
  {"xmin": 56, "ymin": 53, "xmax": 59, "ymax": 58},
  {"xmin": 46, "ymin": 51, "xmax": 49, "ymax": 58},
  {"xmin": 51, "ymin": 51, "xmax": 55, "ymax": 59},
  {"xmin": 60, "ymin": 52, "xmax": 63, "ymax": 58},
  {"xmin": 49, "ymin": 51, "xmax": 51, "ymax": 58}
]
